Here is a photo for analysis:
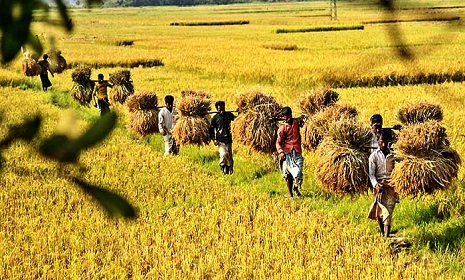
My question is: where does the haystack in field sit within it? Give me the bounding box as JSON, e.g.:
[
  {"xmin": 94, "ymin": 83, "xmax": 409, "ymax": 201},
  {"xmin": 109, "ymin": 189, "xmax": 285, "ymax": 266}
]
[
  {"xmin": 298, "ymin": 87, "xmax": 339, "ymax": 116},
  {"xmin": 126, "ymin": 91, "xmax": 159, "ymax": 137},
  {"xmin": 172, "ymin": 90, "xmax": 211, "ymax": 146},
  {"xmin": 390, "ymin": 120, "xmax": 461, "ymax": 196},
  {"xmin": 70, "ymin": 65, "xmax": 95, "ymax": 106},
  {"xmin": 47, "ymin": 49, "xmax": 67, "ymax": 73},
  {"xmin": 302, "ymin": 103, "xmax": 358, "ymax": 150},
  {"xmin": 397, "ymin": 102, "xmax": 443, "ymax": 125},
  {"xmin": 109, "ymin": 69, "xmax": 134, "ymax": 104},
  {"xmin": 21, "ymin": 52, "xmax": 42, "ymax": 77},
  {"xmin": 315, "ymin": 119, "xmax": 372, "ymax": 195},
  {"xmin": 232, "ymin": 91, "xmax": 282, "ymax": 154}
]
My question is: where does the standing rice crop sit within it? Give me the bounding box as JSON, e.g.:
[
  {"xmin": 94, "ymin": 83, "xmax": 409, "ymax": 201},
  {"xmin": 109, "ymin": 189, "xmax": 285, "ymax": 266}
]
[
  {"xmin": 172, "ymin": 90, "xmax": 212, "ymax": 146},
  {"xmin": 397, "ymin": 102, "xmax": 443, "ymax": 125},
  {"xmin": 232, "ymin": 91, "xmax": 282, "ymax": 154},
  {"xmin": 47, "ymin": 49, "xmax": 67, "ymax": 73},
  {"xmin": 391, "ymin": 120, "xmax": 460, "ymax": 196},
  {"xmin": 126, "ymin": 91, "xmax": 159, "ymax": 137},
  {"xmin": 70, "ymin": 65, "xmax": 95, "ymax": 106},
  {"xmin": 109, "ymin": 69, "xmax": 135, "ymax": 104},
  {"xmin": 315, "ymin": 119, "xmax": 372, "ymax": 195}
]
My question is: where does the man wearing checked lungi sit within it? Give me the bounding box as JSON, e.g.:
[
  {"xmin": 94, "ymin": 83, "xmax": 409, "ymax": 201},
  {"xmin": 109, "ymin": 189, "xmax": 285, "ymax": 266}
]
[
  {"xmin": 209, "ymin": 101, "xmax": 236, "ymax": 175},
  {"xmin": 367, "ymin": 129, "xmax": 399, "ymax": 237},
  {"xmin": 276, "ymin": 106, "xmax": 304, "ymax": 198}
]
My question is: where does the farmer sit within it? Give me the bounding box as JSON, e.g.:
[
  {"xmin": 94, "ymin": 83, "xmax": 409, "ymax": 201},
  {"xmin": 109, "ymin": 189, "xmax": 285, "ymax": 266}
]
[
  {"xmin": 369, "ymin": 114, "xmax": 401, "ymax": 153},
  {"xmin": 276, "ymin": 106, "xmax": 304, "ymax": 197},
  {"xmin": 38, "ymin": 54, "xmax": 54, "ymax": 91},
  {"xmin": 367, "ymin": 129, "xmax": 399, "ymax": 237},
  {"xmin": 158, "ymin": 95, "xmax": 179, "ymax": 156},
  {"xmin": 92, "ymin": 73, "xmax": 113, "ymax": 117},
  {"xmin": 209, "ymin": 101, "xmax": 236, "ymax": 175}
]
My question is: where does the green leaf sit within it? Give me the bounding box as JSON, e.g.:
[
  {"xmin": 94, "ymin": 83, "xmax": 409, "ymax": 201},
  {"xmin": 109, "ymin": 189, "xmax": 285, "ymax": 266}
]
[
  {"xmin": 0, "ymin": 115, "xmax": 41, "ymax": 149},
  {"xmin": 39, "ymin": 134, "xmax": 79, "ymax": 163},
  {"xmin": 53, "ymin": 0, "xmax": 73, "ymax": 31},
  {"xmin": 72, "ymin": 177, "xmax": 137, "ymax": 219},
  {"xmin": 77, "ymin": 112, "xmax": 117, "ymax": 149}
]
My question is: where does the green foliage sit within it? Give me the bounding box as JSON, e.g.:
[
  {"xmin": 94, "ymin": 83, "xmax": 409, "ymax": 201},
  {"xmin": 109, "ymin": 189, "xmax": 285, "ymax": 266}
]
[
  {"xmin": 170, "ymin": 20, "xmax": 249, "ymax": 26},
  {"xmin": 276, "ymin": 24, "xmax": 365, "ymax": 34}
]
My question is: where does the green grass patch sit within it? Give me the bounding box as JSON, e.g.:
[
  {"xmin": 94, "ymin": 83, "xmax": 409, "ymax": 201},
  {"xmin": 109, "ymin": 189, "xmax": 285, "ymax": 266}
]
[
  {"xmin": 262, "ymin": 43, "xmax": 298, "ymax": 51},
  {"xmin": 363, "ymin": 16, "xmax": 461, "ymax": 24},
  {"xmin": 276, "ymin": 24, "xmax": 364, "ymax": 34}
]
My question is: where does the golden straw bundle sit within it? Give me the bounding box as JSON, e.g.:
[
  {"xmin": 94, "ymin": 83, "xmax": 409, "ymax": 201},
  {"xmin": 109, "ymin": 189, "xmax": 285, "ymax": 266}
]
[
  {"xmin": 70, "ymin": 65, "xmax": 94, "ymax": 106},
  {"xmin": 47, "ymin": 49, "xmax": 67, "ymax": 73},
  {"xmin": 302, "ymin": 104, "xmax": 358, "ymax": 150},
  {"xmin": 315, "ymin": 141, "xmax": 370, "ymax": 195},
  {"xmin": 21, "ymin": 56, "xmax": 42, "ymax": 77},
  {"xmin": 109, "ymin": 69, "xmax": 135, "ymax": 104},
  {"xmin": 397, "ymin": 102, "xmax": 443, "ymax": 125},
  {"xmin": 172, "ymin": 90, "xmax": 212, "ymax": 146},
  {"xmin": 394, "ymin": 121, "xmax": 449, "ymax": 157},
  {"xmin": 298, "ymin": 87, "xmax": 339, "ymax": 116},
  {"xmin": 232, "ymin": 91, "xmax": 282, "ymax": 153},
  {"xmin": 126, "ymin": 92, "xmax": 159, "ymax": 137}
]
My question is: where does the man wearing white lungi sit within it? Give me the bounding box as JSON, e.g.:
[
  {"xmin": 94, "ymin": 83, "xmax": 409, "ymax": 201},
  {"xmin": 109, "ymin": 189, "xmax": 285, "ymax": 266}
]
[
  {"xmin": 276, "ymin": 106, "xmax": 304, "ymax": 197},
  {"xmin": 158, "ymin": 95, "xmax": 179, "ymax": 156},
  {"xmin": 367, "ymin": 129, "xmax": 399, "ymax": 237},
  {"xmin": 209, "ymin": 101, "xmax": 236, "ymax": 174}
]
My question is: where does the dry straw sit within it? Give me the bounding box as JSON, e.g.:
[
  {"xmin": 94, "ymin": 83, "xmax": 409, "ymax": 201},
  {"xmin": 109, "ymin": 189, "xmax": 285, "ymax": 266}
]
[
  {"xmin": 302, "ymin": 103, "xmax": 358, "ymax": 150},
  {"xmin": 126, "ymin": 91, "xmax": 159, "ymax": 137},
  {"xmin": 298, "ymin": 87, "xmax": 339, "ymax": 116},
  {"xmin": 391, "ymin": 120, "xmax": 461, "ymax": 196},
  {"xmin": 47, "ymin": 49, "xmax": 67, "ymax": 73},
  {"xmin": 397, "ymin": 102, "xmax": 443, "ymax": 125},
  {"xmin": 172, "ymin": 90, "xmax": 212, "ymax": 146},
  {"xmin": 21, "ymin": 52, "xmax": 42, "ymax": 77},
  {"xmin": 232, "ymin": 91, "xmax": 282, "ymax": 154},
  {"xmin": 70, "ymin": 65, "xmax": 95, "ymax": 106},
  {"xmin": 109, "ymin": 69, "xmax": 135, "ymax": 104},
  {"xmin": 315, "ymin": 120, "xmax": 372, "ymax": 195}
]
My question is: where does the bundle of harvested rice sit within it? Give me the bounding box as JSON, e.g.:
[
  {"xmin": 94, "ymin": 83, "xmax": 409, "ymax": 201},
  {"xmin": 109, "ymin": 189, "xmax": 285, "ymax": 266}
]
[
  {"xmin": 70, "ymin": 65, "xmax": 95, "ymax": 106},
  {"xmin": 390, "ymin": 120, "xmax": 460, "ymax": 196},
  {"xmin": 109, "ymin": 69, "xmax": 134, "ymax": 104},
  {"xmin": 315, "ymin": 141, "xmax": 370, "ymax": 195},
  {"xmin": 47, "ymin": 49, "xmax": 67, "ymax": 73},
  {"xmin": 298, "ymin": 87, "xmax": 339, "ymax": 116},
  {"xmin": 397, "ymin": 102, "xmax": 443, "ymax": 125},
  {"xmin": 324, "ymin": 118, "xmax": 372, "ymax": 148},
  {"xmin": 172, "ymin": 90, "xmax": 212, "ymax": 146},
  {"xmin": 232, "ymin": 91, "xmax": 282, "ymax": 153},
  {"xmin": 126, "ymin": 91, "xmax": 159, "ymax": 137},
  {"xmin": 21, "ymin": 53, "xmax": 42, "ymax": 77},
  {"xmin": 302, "ymin": 103, "xmax": 358, "ymax": 150}
]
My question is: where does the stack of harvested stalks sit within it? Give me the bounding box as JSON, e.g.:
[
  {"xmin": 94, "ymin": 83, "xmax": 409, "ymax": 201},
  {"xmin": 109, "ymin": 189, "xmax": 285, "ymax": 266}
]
[
  {"xmin": 397, "ymin": 102, "xmax": 443, "ymax": 125},
  {"xmin": 232, "ymin": 91, "xmax": 282, "ymax": 154},
  {"xmin": 21, "ymin": 52, "xmax": 42, "ymax": 77},
  {"xmin": 126, "ymin": 91, "xmax": 159, "ymax": 137},
  {"xmin": 390, "ymin": 119, "xmax": 460, "ymax": 196},
  {"xmin": 302, "ymin": 103, "xmax": 358, "ymax": 150},
  {"xmin": 70, "ymin": 65, "xmax": 95, "ymax": 106},
  {"xmin": 315, "ymin": 119, "xmax": 373, "ymax": 195},
  {"xmin": 109, "ymin": 69, "xmax": 134, "ymax": 104},
  {"xmin": 47, "ymin": 49, "xmax": 67, "ymax": 73},
  {"xmin": 298, "ymin": 87, "xmax": 339, "ymax": 116},
  {"xmin": 172, "ymin": 90, "xmax": 212, "ymax": 146}
]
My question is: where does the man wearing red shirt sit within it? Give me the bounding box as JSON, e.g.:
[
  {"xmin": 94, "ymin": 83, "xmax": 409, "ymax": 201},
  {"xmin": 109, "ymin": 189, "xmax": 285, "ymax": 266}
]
[{"xmin": 276, "ymin": 106, "xmax": 304, "ymax": 197}]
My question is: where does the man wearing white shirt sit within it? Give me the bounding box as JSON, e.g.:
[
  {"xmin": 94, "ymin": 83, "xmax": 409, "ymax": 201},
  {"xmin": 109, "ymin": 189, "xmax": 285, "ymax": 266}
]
[{"xmin": 158, "ymin": 95, "xmax": 179, "ymax": 156}]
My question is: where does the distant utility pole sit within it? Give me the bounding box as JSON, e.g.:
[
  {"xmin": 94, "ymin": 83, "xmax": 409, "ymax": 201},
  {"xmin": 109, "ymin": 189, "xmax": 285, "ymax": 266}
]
[{"xmin": 330, "ymin": 0, "xmax": 337, "ymax": 20}]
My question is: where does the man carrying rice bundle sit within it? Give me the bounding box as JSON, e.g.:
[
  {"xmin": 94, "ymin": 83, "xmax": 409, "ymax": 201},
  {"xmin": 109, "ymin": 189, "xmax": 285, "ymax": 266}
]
[
  {"xmin": 38, "ymin": 54, "xmax": 54, "ymax": 91},
  {"xmin": 209, "ymin": 101, "xmax": 236, "ymax": 175},
  {"xmin": 367, "ymin": 129, "xmax": 399, "ymax": 238},
  {"xmin": 92, "ymin": 73, "xmax": 113, "ymax": 117},
  {"xmin": 158, "ymin": 95, "xmax": 179, "ymax": 156},
  {"xmin": 276, "ymin": 107, "xmax": 304, "ymax": 198}
]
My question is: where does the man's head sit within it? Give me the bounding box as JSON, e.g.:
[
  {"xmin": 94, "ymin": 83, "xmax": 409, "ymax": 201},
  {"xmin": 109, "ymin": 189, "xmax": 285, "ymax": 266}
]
[
  {"xmin": 377, "ymin": 129, "xmax": 392, "ymax": 151},
  {"xmin": 370, "ymin": 114, "xmax": 383, "ymax": 133},
  {"xmin": 97, "ymin": 73, "xmax": 104, "ymax": 81},
  {"xmin": 165, "ymin": 95, "xmax": 174, "ymax": 109},
  {"xmin": 43, "ymin": 54, "xmax": 48, "ymax": 60},
  {"xmin": 215, "ymin": 101, "xmax": 225, "ymax": 114},
  {"xmin": 282, "ymin": 106, "xmax": 292, "ymax": 121}
]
